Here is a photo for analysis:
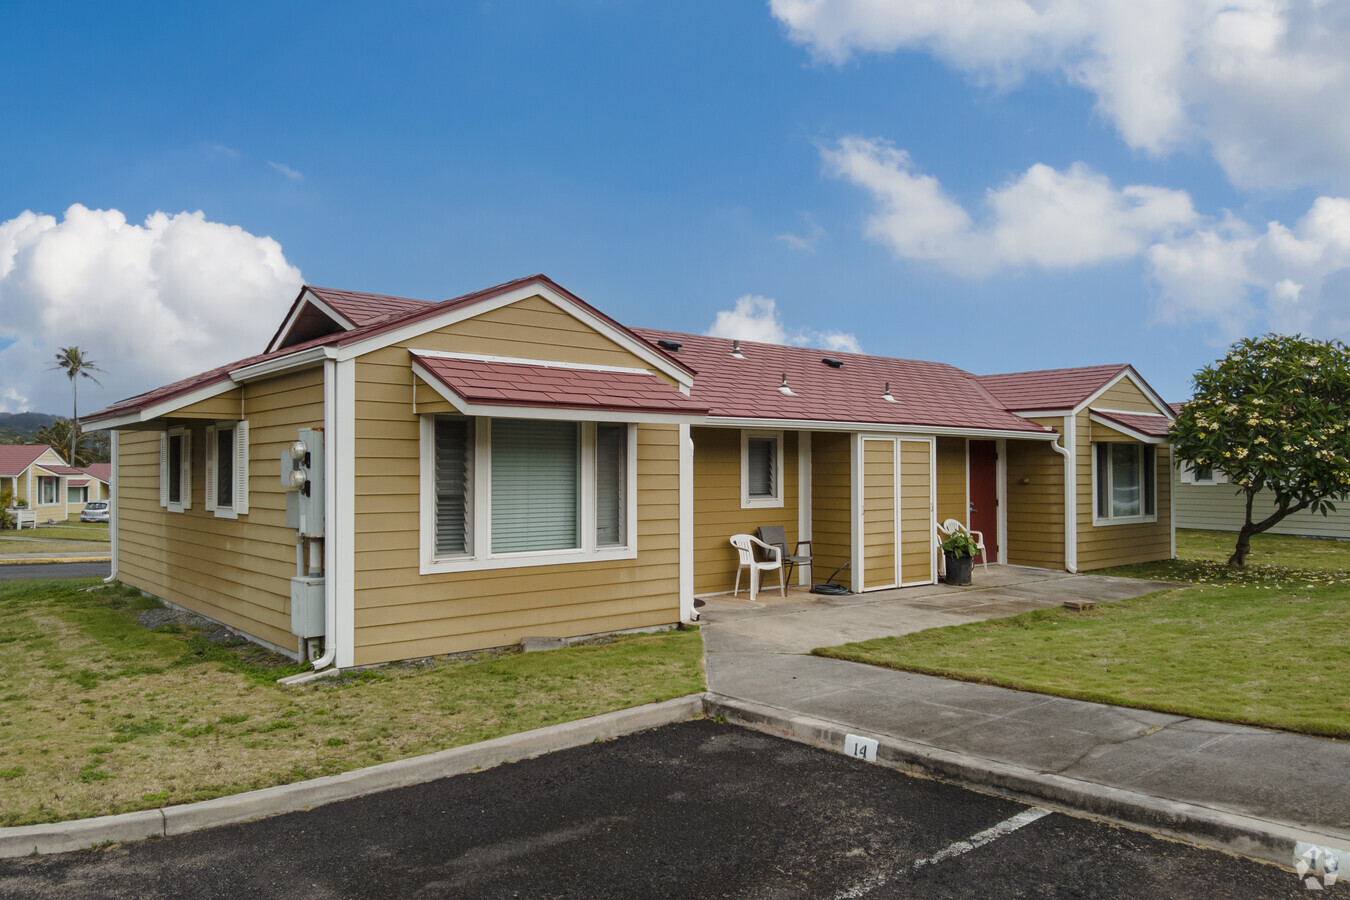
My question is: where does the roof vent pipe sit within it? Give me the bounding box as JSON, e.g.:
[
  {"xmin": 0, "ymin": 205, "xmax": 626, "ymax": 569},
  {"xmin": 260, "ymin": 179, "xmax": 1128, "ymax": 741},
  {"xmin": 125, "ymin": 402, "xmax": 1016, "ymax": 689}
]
[
  {"xmin": 883, "ymin": 382, "xmax": 897, "ymax": 403},
  {"xmin": 657, "ymin": 339, "xmax": 682, "ymax": 352},
  {"xmin": 778, "ymin": 374, "xmax": 796, "ymax": 396},
  {"xmin": 823, "ymin": 357, "xmax": 843, "ymax": 368},
  {"xmin": 731, "ymin": 339, "xmax": 744, "ymax": 359}
]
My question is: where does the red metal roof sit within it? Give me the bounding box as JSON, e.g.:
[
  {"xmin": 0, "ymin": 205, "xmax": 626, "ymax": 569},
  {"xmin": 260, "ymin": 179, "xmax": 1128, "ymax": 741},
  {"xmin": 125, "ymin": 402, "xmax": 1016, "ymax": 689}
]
[
  {"xmin": 82, "ymin": 463, "xmax": 112, "ymax": 483},
  {"xmin": 977, "ymin": 365, "xmax": 1130, "ymax": 411},
  {"xmin": 67, "ymin": 478, "xmax": 90, "ymax": 486},
  {"xmin": 307, "ymin": 286, "xmax": 435, "ymax": 327},
  {"xmin": 412, "ymin": 354, "xmax": 709, "ymax": 416},
  {"xmin": 631, "ymin": 330, "xmax": 1052, "ymax": 434},
  {"xmin": 1092, "ymin": 409, "xmax": 1173, "ymax": 438},
  {"xmin": 0, "ymin": 444, "xmax": 56, "ymax": 476},
  {"xmin": 40, "ymin": 465, "xmax": 87, "ymax": 476}
]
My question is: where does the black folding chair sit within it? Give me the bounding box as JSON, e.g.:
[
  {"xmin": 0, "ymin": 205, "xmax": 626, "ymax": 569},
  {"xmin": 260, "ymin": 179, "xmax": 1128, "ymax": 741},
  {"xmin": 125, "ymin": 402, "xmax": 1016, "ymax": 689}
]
[{"xmin": 756, "ymin": 525, "xmax": 812, "ymax": 586}]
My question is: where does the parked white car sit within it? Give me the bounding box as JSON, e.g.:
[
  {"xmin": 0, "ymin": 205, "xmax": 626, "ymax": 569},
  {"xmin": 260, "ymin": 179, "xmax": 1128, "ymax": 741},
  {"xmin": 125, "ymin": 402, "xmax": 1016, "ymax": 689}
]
[{"xmin": 80, "ymin": 501, "xmax": 111, "ymax": 524}]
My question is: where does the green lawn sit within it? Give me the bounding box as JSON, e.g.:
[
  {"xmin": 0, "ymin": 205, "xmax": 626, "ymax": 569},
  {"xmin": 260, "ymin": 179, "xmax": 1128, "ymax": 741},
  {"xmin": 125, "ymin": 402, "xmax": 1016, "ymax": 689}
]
[
  {"xmin": 815, "ymin": 529, "xmax": 1349, "ymax": 738},
  {"xmin": 13, "ymin": 523, "xmax": 111, "ymax": 542},
  {"xmin": 0, "ymin": 579, "xmax": 704, "ymax": 826}
]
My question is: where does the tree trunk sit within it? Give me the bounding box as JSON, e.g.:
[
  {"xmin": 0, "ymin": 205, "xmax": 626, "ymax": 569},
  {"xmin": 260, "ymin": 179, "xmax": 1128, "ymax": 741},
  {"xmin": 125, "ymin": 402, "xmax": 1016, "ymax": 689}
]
[
  {"xmin": 1229, "ymin": 488, "xmax": 1311, "ymax": 567},
  {"xmin": 1229, "ymin": 525, "xmax": 1254, "ymax": 566}
]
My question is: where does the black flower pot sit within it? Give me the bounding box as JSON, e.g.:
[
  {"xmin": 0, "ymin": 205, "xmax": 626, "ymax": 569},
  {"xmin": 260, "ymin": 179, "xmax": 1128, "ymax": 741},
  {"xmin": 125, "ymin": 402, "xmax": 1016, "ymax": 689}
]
[{"xmin": 943, "ymin": 551, "xmax": 973, "ymax": 585}]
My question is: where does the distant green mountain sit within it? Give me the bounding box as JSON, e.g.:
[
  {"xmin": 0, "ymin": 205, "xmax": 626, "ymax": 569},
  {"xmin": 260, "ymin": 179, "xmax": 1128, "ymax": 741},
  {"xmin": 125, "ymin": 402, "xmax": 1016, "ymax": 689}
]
[{"xmin": 0, "ymin": 412, "xmax": 57, "ymax": 442}]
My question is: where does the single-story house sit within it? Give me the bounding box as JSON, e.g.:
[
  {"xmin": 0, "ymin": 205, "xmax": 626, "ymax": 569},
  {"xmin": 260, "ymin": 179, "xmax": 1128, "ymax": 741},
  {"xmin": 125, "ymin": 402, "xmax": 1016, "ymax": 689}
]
[
  {"xmin": 1170, "ymin": 403, "xmax": 1350, "ymax": 540},
  {"xmin": 84, "ymin": 275, "xmax": 1176, "ymax": 668},
  {"xmin": 0, "ymin": 444, "xmax": 108, "ymax": 523}
]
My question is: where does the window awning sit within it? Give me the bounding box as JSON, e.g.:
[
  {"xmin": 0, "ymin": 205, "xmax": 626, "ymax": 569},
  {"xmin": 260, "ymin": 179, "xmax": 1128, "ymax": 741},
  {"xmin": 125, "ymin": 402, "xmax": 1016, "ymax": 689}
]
[
  {"xmin": 1090, "ymin": 409, "xmax": 1173, "ymax": 442},
  {"xmin": 411, "ymin": 352, "xmax": 709, "ymax": 424}
]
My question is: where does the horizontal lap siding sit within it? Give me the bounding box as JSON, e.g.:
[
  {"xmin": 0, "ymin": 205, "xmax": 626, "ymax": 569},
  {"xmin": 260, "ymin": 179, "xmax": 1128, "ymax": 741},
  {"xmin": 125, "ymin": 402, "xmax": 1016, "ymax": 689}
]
[
  {"xmin": 116, "ymin": 367, "xmax": 325, "ymax": 653},
  {"xmin": 900, "ymin": 441, "xmax": 933, "ymax": 584},
  {"xmin": 1173, "ymin": 479, "xmax": 1350, "ymax": 538},
  {"xmin": 935, "ymin": 437, "xmax": 966, "ymax": 526},
  {"xmin": 1078, "ymin": 401, "xmax": 1173, "ymax": 569},
  {"xmin": 862, "ymin": 440, "xmax": 895, "ymax": 589},
  {"xmin": 692, "ymin": 428, "xmax": 799, "ymax": 594},
  {"xmin": 1006, "ymin": 422, "xmax": 1064, "ymax": 570},
  {"xmin": 811, "ymin": 432, "xmax": 852, "ymax": 584},
  {"xmin": 171, "ymin": 389, "xmax": 244, "ymax": 420},
  {"xmin": 1094, "ymin": 380, "xmax": 1160, "ymax": 413},
  {"xmin": 351, "ymin": 311, "xmax": 682, "ymax": 665}
]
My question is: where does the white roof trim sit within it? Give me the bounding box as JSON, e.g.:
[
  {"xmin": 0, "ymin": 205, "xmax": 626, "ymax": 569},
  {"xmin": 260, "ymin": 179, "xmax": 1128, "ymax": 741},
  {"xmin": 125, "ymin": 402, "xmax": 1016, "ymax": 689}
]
[
  {"xmin": 266, "ymin": 290, "xmax": 357, "ymax": 353},
  {"xmin": 231, "ymin": 346, "xmax": 336, "ymax": 382},
  {"xmin": 411, "ymin": 360, "xmax": 705, "ymax": 425},
  {"xmin": 1005, "ymin": 409, "xmax": 1071, "ymax": 419},
  {"xmin": 1088, "ymin": 411, "xmax": 1169, "ymax": 444},
  {"xmin": 87, "ymin": 380, "xmax": 241, "ymax": 430},
  {"xmin": 409, "ymin": 348, "xmax": 652, "ymax": 376},
  {"xmin": 336, "ymin": 282, "xmax": 694, "ymax": 388},
  {"xmin": 1074, "ymin": 368, "xmax": 1173, "ymax": 418},
  {"xmin": 705, "ymin": 416, "xmax": 1060, "ymax": 441},
  {"xmin": 1092, "ymin": 407, "xmax": 1170, "ymax": 418}
]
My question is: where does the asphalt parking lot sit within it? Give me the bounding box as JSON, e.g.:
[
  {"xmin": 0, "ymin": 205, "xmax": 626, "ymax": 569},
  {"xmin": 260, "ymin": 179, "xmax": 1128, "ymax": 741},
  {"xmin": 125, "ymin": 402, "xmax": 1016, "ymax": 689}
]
[{"xmin": 0, "ymin": 720, "xmax": 1304, "ymax": 899}]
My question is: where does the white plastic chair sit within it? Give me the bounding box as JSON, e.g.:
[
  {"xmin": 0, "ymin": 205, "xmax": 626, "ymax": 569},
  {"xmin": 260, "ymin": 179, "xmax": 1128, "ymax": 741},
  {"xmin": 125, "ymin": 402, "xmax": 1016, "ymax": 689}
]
[
  {"xmin": 935, "ymin": 518, "xmax": 988, "ymax": 575},
  {"xmin": 730, "ymin": 533, "xmax": 784, "ymax": 602}
]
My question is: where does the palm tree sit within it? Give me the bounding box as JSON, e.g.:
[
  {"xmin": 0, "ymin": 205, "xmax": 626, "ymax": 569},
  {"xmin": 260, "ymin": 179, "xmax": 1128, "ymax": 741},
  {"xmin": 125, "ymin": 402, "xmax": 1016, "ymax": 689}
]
[{"xmin": 50, "ymin": 347, "xmax": 105, "ymax": 465}]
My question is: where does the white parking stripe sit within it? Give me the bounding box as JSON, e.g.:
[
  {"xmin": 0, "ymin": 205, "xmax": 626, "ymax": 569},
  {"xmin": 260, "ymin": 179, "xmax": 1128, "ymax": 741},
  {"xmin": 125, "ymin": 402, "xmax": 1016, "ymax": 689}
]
[{"xmin": 830, "ymin": 807, "xmax": 1053, "ymax": 899}]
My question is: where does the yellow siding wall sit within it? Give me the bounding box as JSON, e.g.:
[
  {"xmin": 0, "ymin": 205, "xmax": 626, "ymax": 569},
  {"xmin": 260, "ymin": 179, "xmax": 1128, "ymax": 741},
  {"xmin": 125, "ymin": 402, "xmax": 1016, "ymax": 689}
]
[
  {"xmin": 116, "ymin": 366, "xmax": 326, "ymax": 654},
  {"xmin": 900, "ymin": 440, "xmax": 934, "ymax": 584},
  {"xmin": 861, "ymin": 439, "xmax": 896, "ymax": 589},
  {"xmin": 172, "ymin": 389, "xmax": 245, "ymax": 420},
  {"xmin": 935, "ymin": 437, "xmax": 966, "ymax": 526},
  {"xmin": 1005, "ymin": 421, "xmax": 1065, "ymax": 570},
  {"xmin": 1077, "ymin": 381, "xmax": 1172, "ymax": 569},
  {"xmin": 350, "ymin": 306, "xmax": 683, "ymax": 665},
  {"xmin": 811, "ymin": 432, "xmax": 852, "ymax": 583},
  {"xmin": 691, "ymin": 427, "xmax": 799, "ymax": 595}
]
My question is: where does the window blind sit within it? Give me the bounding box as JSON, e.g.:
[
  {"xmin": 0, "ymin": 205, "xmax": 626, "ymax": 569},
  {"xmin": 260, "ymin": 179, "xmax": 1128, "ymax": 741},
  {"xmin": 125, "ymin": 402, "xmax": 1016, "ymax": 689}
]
[
  {"xmin": 435, "ymin": 417, "xmax": 473, "ymax": 555},
  {"xmin": 747, "ymin": 437, "xmax": 776, "ymax": 498},
  {"xmin": 596, "ymin": 423, "xmax": 625, "ymax": 546},
  {"xmin": 216, "ymin": 427, "xmax": 234, "ymax": 508},
  {"xmin": 168, "ymin": 434, "xmax": 183, "ymax": 505},
  {"xmin": 491, "ymin": 419, "xmax": 579, "ymax": 554}
]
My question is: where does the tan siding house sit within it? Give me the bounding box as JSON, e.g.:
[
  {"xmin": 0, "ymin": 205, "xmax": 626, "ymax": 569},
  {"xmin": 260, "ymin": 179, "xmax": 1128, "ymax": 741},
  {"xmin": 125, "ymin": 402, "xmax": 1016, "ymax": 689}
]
[{"xmin": 87, "ymin": 275, "xmax": 1177, "ymax": 669}]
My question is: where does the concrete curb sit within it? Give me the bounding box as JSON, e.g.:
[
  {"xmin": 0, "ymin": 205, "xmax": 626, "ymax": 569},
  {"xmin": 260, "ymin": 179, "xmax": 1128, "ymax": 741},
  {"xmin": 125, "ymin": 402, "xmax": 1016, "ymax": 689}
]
[
  {"xmin": 0, "ymin": 694, "xmax": 706, "ymax": 858},
  {"xmin": 705, "ymin": 693, "xmax": 1349, "ymax": 869},
  {"xmin": 0, "ymin": 556, "xmax": 111, "ymax": 566}
]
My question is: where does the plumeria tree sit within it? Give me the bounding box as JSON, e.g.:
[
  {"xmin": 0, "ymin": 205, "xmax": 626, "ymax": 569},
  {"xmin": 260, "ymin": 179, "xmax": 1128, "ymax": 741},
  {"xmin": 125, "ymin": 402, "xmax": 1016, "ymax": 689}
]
[{"xmin": 1171, "ymin": 334, "xmax": 1350, "ymax": 566}]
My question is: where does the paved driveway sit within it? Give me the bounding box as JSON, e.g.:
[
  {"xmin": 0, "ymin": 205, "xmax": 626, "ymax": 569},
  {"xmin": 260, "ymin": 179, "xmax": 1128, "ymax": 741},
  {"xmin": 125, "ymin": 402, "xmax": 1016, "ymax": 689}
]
[{"xmin": 697, "ymin": 565, "xmax": 1164, "ymax": 655}]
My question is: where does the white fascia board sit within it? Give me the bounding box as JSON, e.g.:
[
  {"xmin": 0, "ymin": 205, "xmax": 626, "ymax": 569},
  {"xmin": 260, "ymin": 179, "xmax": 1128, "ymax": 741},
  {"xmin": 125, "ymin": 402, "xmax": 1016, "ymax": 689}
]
[
  {"xmin": 87, "ymin": 380, "xmax": 243, "ymax": 430},
  {"xmin": 1006, "ymin": 410, "xmax": 1072, "ymax": 419},
  {"xmin": 267, "ymin": 292, "xmax": 356, "ymax": 353},
  {"xmin": 411, "ymin": 361, "xmax": 705, "ymax": 425},
  {"xmin": 704, "ymin": 416, "xmax": 1060, "ymax": 442},
  {"xmin": 1074, "ymin": 369, "xmax": 1174, "ymax": 418},
  {"xmin": 335, "ymin": 282, "xmax": 695, "ymax": 388},
  {"xmin": 409, "ymin": 348, "xmax": 652, "ymax": 376},
  {"xmin": 230, "ymin": 346, "xmax": 336, "ymax": 382},
  {"xmin": 1088, "ymin": 412, "xmax": 1169, "ymax": 444}
]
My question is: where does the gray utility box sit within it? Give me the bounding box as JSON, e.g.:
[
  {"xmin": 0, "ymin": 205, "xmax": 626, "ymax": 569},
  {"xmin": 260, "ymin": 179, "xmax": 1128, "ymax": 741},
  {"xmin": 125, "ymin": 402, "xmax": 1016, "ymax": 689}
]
[
  {"xmin": 281, "ymin": 427, "xmax": 325, "ymax": 538},
  {"xmin": 290, "ymin": 576, "xmax": 325, "ymax": 638}
]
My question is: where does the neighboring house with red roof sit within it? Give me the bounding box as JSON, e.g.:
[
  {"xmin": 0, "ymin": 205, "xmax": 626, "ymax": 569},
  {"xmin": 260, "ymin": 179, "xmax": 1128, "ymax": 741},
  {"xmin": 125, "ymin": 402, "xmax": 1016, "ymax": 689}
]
[
  {"xmin": 0, "ymin": 443, "xmax": 107, "ymax": 523},
  {"xmin": 1169, "ymin": 401, "xmax": 1350, "ymax": 540},
  {"xmin": 85, "ymin": 275, "xmax": 1175, "ymax": 668}
]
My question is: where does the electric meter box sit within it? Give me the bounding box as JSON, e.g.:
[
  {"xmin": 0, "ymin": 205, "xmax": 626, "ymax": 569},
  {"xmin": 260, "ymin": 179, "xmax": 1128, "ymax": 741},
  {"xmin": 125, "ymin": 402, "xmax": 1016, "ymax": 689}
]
[
  {"xmin": 290, "ymin": 575, "xmax": 325, "ymax": 638},
  {"xmin": 280, "ymin": 428, "xmax": 325, "ymax": 538}
]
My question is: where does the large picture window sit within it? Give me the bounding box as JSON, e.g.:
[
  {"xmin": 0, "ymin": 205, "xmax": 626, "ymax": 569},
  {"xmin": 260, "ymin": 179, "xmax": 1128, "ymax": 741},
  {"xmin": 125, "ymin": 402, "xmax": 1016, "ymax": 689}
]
[
  {"xmin": 1094, "ymin": 442, "xmax": 1157, "ymax": 524},
  {"xmin": 421, "ymin": 416, "xmax": 637, "ymax": 573},
  {"xmin": 38, "ymin": 476, "xmax": 59, "ymax": 506}
]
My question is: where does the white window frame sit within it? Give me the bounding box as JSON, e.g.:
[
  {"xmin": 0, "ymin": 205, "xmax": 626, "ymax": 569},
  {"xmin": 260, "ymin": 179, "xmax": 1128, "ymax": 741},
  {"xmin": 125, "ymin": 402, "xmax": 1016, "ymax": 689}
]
[
  {"xmin": 419, "ymin": 416, "xmax": 639, "ymax": 574},
  {"xmin": 159, "ymin": 426, "xmax": 192, "ymax": 514},
  {"xmin": 67, "ymin": 485, "xmax": 88, "ymax": 504},
  {"xmin": 1179, "ymin": 460, "xmax": 1226, "ymax": 485},
  {"xmin": 204, "ymin": 420, "xmax": 250, "ymax": 519},
  {"xmin": 37, "ymin": 475, "xmax": 59, "ymax": 506},
  {"xmin": 740, "ymin": 429, "xmax": 784, "ymax": 509},
  {"xmin": 1092, "ymin": 442, "xmax": 1158, "ymax": 526}
]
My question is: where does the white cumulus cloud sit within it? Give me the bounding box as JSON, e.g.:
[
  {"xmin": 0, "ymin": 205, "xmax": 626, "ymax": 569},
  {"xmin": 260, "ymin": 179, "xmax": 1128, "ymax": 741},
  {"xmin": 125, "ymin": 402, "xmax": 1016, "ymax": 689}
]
[
  {"xmin": 822, "ymin": 136, "xmax": 1198, "ymax": 275},
  {"xmin": 706, "ymin": 294, "xmax": 862, "ymax": 353},
  {"xmin": 772, "ymin": 0, "xmax": 1350, "ymax": 190},
  {"xmin": 268, "ymin": 161, "xmax": 305, "ymax": 181},
  {"xmin": 0, "ymin": 204, "xmax": 303, "ymax": 415}
]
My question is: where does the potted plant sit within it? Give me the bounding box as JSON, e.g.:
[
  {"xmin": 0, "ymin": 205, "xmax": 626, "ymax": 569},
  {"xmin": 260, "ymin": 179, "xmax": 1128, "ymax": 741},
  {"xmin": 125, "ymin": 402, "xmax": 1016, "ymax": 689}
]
[{"xmin": 941, "ymin": 531, "xmax": 979, "ymax": 586}]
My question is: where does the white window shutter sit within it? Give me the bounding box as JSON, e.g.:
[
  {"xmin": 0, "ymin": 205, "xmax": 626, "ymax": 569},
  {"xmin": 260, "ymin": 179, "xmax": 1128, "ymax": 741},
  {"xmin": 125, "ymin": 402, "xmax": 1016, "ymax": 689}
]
[
  {"xmin": 159, "ymin": 433, "xmax": 169, "ymax": 508},
  {"xmin": 180, "ymin": 429, "xmax": 192, "ymax": 509},
  {"xmin": 234, "ymin": 420, "xmax": 250, "ymax": 515},
  {"xmin": 1215, "ymin": 469, "xmax": 1228, "ymax": 484},
  {"xmin": 204, "ymin": 425, "xmax": 217, "ymax": 512},
  {"xmin": 1179, "ymin": 463, "xmax": 1194, "ymax": 484}
]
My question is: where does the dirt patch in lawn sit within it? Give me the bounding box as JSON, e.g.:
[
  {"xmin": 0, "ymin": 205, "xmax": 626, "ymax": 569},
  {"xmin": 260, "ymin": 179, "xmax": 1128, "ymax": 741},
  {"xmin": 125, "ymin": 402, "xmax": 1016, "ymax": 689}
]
[{"xmin": 0, "ymin": 579, "xmax": 704, "ymax": 826}]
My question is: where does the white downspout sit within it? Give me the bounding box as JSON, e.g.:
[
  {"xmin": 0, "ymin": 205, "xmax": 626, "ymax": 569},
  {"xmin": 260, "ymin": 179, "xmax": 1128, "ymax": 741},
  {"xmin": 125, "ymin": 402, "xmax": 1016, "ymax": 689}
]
[
  {"xmin": 102, "ymin": 434, "xmax": 119, "ymax": 583},
  {"xmin": 311, "ymin": 357, "xmax": 338, "ymax": 670},
  {"xmin": 678, "ymin": 423, "xmax": 695, "ymax": 623},
  {"xmin": 1047, "ymin": 417, "xmax": 1077, "ymax": 573}
]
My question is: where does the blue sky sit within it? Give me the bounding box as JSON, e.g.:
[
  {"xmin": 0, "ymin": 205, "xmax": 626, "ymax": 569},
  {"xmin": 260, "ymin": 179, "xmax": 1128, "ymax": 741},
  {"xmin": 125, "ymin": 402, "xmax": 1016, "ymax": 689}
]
[{"xmin": 2, "ymin": 0, "xmax": 1347, "ymax": 414}]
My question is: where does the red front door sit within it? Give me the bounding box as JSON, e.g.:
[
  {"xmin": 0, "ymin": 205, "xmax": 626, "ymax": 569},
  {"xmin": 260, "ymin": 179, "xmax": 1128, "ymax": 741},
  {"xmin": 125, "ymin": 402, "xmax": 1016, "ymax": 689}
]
[{"xmin": 968, "ymin": 440, "xmax": 998, "ymax": 565}]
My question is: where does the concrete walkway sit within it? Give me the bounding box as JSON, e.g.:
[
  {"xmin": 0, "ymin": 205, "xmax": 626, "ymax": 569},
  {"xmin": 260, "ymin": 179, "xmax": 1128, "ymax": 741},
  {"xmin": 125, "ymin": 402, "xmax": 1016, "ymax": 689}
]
[{"xmin": 699, "ymin": 567, "xmax": 1350, "ymax": 848}]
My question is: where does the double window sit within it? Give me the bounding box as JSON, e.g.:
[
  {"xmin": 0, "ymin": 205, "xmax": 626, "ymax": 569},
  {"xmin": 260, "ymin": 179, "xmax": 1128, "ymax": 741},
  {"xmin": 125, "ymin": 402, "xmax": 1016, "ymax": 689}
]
[
  {"xmin": 740, "ymin": 430, "xmax": 783, "ymax": 509},
  {"xmin": 423, "ymin": 416, "xmax": 635, "ymax": 573},
  {"xmin": 1094, "ymin": 442, "xmax": 1157, "ymax": 524}
]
